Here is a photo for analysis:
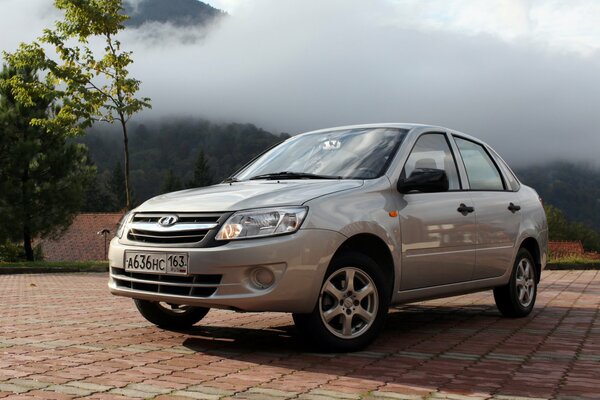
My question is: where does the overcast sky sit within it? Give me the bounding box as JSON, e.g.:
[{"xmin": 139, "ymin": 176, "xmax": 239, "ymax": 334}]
[{"xmin": 1, "ymin": 0, "xmax": 600, "ymax": 166}]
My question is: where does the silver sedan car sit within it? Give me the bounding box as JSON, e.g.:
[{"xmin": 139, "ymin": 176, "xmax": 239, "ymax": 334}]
[{"xmin": 108, "ymin": 123, "xmax": 548, "ymax": 352}]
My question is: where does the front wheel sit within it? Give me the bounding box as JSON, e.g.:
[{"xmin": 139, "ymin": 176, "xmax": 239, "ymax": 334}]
[
  {"xmin": 134, "ymin": 299, "xmax": 209, "ymax": 329},
  {"xmin": 493, "ymin": 248, "xmax": 538, "ymax": 318},
  {"xmin": 293, "ymin": 251, "xmax": 390, "ymax": 352}
]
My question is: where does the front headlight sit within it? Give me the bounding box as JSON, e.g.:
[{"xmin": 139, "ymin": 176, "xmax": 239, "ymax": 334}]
[
  {"xmin": 116, "ymin": 211, "xmax": 134, "ymax": 238},
  {"xmin": 216, "ymin": 207, "xmax": 308, "ymax": 240}
]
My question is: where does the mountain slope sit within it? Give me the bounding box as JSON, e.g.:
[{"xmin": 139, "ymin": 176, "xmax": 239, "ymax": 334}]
[
  {"xmin": 78, "ymin": 119, "xmax": 288, "ymax": 205},
  {"xmin": 516, "ymin": 162, "xmax": 600, "ymax": 231},
  {"xmin": 124, "ymin": 0, "xmax": 224, "ymax": 28}
]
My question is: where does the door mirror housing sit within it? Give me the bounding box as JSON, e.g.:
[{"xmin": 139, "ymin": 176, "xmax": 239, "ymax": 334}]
[{"xmin": 397, "ymin": 168, "xmax": 449, "ymax": 194}]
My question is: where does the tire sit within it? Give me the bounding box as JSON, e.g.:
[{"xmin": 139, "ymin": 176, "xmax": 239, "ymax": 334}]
[
  {"xmin": 134, "ymin": 299, "xmax": 209, "ymax": 329},
  {"xmin": 293, "ymin": 251, "xmax": 390, "ymax": 352},
  {"xmin": 493, "ymin": 248, "xmax": 538, "ymax": 318}
]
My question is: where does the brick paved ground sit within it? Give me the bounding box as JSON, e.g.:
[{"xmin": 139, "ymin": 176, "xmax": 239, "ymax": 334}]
[{"xmin": 0, "ymin": 270, "xmax": 598, "ymax": 400}]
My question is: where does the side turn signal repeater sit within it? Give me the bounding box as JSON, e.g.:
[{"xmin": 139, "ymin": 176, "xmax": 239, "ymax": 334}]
[{"xmin": 389, "ymin": 211, "xmax": 398, "ymax": 218}]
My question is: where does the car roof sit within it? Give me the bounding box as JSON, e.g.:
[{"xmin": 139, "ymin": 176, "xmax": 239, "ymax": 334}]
[
  {"xmin": 298, "ymin": 123, "xmax": 484, "ymax": 145},
  {"xmin": 300, "ymin": 122, "xmax": 435, "ymax": 134}
]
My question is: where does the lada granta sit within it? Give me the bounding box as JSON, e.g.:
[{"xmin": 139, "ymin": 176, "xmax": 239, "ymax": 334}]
[{"xmin": 108, "ymin": 123, "xmax": 548, "ymax": 352}]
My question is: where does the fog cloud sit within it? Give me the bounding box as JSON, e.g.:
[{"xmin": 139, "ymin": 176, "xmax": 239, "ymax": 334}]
[{"xmin": 2, "ymin": 0, "xmax": 600, "ymax": 166}]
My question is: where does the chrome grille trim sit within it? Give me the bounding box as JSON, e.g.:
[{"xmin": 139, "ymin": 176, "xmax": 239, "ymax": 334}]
[
  {"xmin": 128, "ymin": 222, "xmax": 218, "ymax": 232},
  {"xmin": 133, "ymin": 213, "xmax": 223, "ymax": 223},
  {"xmin": 113, "ymin": 273, "xmax": 219, "ymax": 288},
  {"xmin": 111, "ymin": 267, "xmax": 222, "ymax": 298}
]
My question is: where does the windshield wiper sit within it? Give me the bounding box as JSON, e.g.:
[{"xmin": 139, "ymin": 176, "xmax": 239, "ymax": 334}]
[
  {"xmin": 222, "ymin": 177, "xmax": 239, "ymax": 183},
  {"xmin": 248, "ymin": 171, "xmax": 342, "ymax": 180}
]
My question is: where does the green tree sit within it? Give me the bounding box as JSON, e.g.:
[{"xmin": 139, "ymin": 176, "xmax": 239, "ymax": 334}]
[
  {"xmin": 2, "ymin": 0, "xmax": 151, "ymax": 210},
  {"xmin": 545, "ymin": 204, "xmax": 600, "ymax": 252},
  {"xmin": 0, "ymin": 65, "xmax": 94, "ymax": 260},
  {"xmin": 81, "ymin": 159, "xmax": 113, "ymax": 212},
  {"xmin": 187, "ymin": 148, "xmax": 213, "ymax": 188},
  {"xmin": 107, "ymin": 161, "xmax": 126, "ymax": 210},
  {"xmin": 161, "ymin": 170, "xmax": 183, "ymax": 194}
]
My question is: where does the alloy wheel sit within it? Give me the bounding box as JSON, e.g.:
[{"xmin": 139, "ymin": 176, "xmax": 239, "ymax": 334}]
[
  {"xmin": 515, "ymin": 258, "xmax": 535, "ymax": 307},
  {"xmin": 319, "ymin": 267, "xmax": 379, "ymax": 339}
]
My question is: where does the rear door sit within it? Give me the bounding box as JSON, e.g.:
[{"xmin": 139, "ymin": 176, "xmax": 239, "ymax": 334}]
[
  {"xmin": 397, "ymin": 132, "xmax": 477, "ymax": 290},
  {"xmin": 452, "ymin": 136, "xmax": 521, "ymax": 280}
]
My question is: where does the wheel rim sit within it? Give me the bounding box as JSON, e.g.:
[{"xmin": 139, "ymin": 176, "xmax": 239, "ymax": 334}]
[
  {"xmin": 515, "ymin": 258, "xmax": 535, "ymax": 307},
  {"xmin": 319, "ymin": 267, "xmax": 379, "ymax": 339},
  {"xmin": 157, "ymin": 302, "xmax": 193, "ymax": 316}
]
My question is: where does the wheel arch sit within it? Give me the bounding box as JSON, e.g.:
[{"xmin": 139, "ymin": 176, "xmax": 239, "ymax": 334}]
[
  {"xmin": 332, "ymin": 233, "xmax": 395, "ymax": 300},
  {"xmin": 519, "ymin": 236, "xmax": 542, "ymax": 283}
]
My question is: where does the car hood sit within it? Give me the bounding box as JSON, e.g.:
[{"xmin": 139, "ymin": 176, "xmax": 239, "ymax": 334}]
[{"xmin": 135, "ymin": 180, "xmax": 364, "ymax": 212}]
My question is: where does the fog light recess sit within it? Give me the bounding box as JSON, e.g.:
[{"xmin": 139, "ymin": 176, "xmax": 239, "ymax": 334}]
[{"xmin": 249, "ymin": 267, "xmax": 275, "ymax": 290}]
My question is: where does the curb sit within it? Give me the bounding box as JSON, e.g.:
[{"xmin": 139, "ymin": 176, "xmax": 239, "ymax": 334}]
[
  {"xmin": 546, "ymin": 263, "xmax": 600, "ymax": 270},
  {"xmin": 0, "ymin": 265, "xmax": 108, "ymax": 275}
]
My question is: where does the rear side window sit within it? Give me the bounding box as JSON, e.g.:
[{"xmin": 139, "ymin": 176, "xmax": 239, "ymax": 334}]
[{"xmin": 454, "ymin": 137, "xmax": 504, "ymax": 191}]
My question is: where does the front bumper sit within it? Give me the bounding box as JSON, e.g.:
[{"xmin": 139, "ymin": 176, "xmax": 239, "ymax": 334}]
[{"xmin": 108, "ymin": 229, "xmax": 346, "ymax": 313}]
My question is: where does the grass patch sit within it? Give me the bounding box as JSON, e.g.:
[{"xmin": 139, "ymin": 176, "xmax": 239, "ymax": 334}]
[
  {"xmin": 549, "ymin": 256, "xmax": 600, "ymax": 265},
  {"xmin": 548, "ymin": 255, "xmax": 600, "ymax": 269}
]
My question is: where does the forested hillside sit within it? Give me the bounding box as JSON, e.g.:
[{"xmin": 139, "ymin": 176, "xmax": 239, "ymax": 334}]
[
  {"xmin": 79, "ymin": 121, "xmax": 600, "ymax": 243},
  {"xmin": 515, "ymin": 162, "xmax": 600, "ymax": 232},
  {"xmin": 124, "ymin": 0, "xmax": 224, "ymax": 27},
  {"xmin": 78, "ymin": 119, "xmax": 288, "ymax": 210}
]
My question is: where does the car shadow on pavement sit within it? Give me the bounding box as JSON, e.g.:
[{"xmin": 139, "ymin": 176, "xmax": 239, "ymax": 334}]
[{"xmin": 179, "ymin": 304, "xmax": 503, "ymax": 355}]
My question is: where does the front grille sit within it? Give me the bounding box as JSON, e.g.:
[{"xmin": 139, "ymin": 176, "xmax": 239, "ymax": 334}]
[
  {"xmin": 126, "ymin": 213, "xmax": 224, "ymax": 245},
  {"xmin": 111, "ymin": 267, "xmax": 221, "ymax": 297},
  {"xmin": 128, "ymin": 228, "xmax": 208, "ymax": 244}
]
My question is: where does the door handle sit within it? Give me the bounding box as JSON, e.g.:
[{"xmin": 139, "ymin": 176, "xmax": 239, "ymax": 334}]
[
  {"xmin": 508, "ymin": 202, "xmax": 521, "ymax": 213},
  {"xmin": 457, "ymin": 203, "xmax": 475, "ymax": 215}
]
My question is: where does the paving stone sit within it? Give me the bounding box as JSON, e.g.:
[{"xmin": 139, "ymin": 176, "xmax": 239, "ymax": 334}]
[
  {"xmin": 308, "ymin": 389, "xmax": 362, "ymax": 399},
  {"xmin": 126, "ymin": 383, "xmax": 172, "ymax": 395},
  {"xmin": 439, "ymin": 352, "xmax": 481, "ymax": 361},
  {"xmin": 246, "ymin": 387, "xmax": 299, "ymax": 397},
  {"xmin": 298, "ymin": 394, "xmax": 346, "ymax": 400},
  {"xmin": 0, "ymin": 383, "xmax": 31, "ymax": 394},
  {"xmin": 171, "ymin": 390, "xmax": 221, "ymax": 399},
  {"xmin": 431, "ymin": 392, "xmax": 488, "ymax": 400},
  {"xmin": 5, "ymin": 379, "xmax": 49, "ymax": 390},
  {"xmin": 109, "ymin": 388, "xmax": 154, "ymax": 398},
  {"xmin": 185, "ymin": 385, "xmax": 236, "ymax": 396},
  {"xmin": 47, "ymin": 384, "xmax": 95, "ymax": 396},
  {"xmin": 65, "ymin": 381, "xmax": 112, "ymax": 392},
  {"xmin": 369, "ymin": 391, "xmax": 424, "ymax": 399}
]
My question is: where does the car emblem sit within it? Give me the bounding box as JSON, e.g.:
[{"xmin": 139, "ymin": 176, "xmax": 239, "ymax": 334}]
[{"xmin": 158, "ymin": 215, "xmax": 179, "ymax": 227}]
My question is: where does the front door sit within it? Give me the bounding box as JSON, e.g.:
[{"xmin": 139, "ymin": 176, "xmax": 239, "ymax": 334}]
[{"xmin": 397, "ymin": 133, "xmax": 476, "ymax": 290}]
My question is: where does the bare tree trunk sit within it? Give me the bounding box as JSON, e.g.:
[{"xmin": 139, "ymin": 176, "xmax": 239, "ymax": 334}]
[
  {"xmin": 120, "ymin": 115, "xmax": 132, "ymax": 210},
  {"xmin": 21, "ymin": 165, "xmax": 33, "ymax": 261},
  {"xmin": 23, "ymin": 226, "xmax": 33, "ymax": 261}
]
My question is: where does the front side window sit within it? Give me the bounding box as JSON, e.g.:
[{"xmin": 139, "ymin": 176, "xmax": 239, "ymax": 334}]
[
  {"xmin": 454, "ymin": 137, "xmax": 504, "ymax": 191},
  {"xmin": 402, "ymin": 133, "xmax": 461, "ymax": 190},
  {"xmin": 235, "ymin": 128, "xmax": 407, "ymax": 180}
]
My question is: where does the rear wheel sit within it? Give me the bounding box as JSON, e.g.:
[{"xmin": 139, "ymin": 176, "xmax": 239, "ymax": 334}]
[
  {"xmin": 134, "ymin": 299, "xmax": 209, "ymax": 329},
  {"xmin": 494, "ymin": 248, "xmax": 537, "ymax": 318},
  {"xmin": 293, "ymin": 251, "xmax": 390, "ymax": 352}
]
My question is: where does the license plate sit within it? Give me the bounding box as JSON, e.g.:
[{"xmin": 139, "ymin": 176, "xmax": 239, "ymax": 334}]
[{"xmin": 124, "ymin": 252, "xmax": 189, "ymax": 275}]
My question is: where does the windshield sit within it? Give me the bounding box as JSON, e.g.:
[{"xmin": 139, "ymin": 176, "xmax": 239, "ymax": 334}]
[{"xmin": 235, "ymin": 128, "xmax": 408, "ymax": 180}]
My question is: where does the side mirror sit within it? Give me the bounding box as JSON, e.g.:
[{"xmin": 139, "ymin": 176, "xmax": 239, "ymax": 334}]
[{"xmin": 397, "ymin": 168, "xmax": 449, "ymax": 194}]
